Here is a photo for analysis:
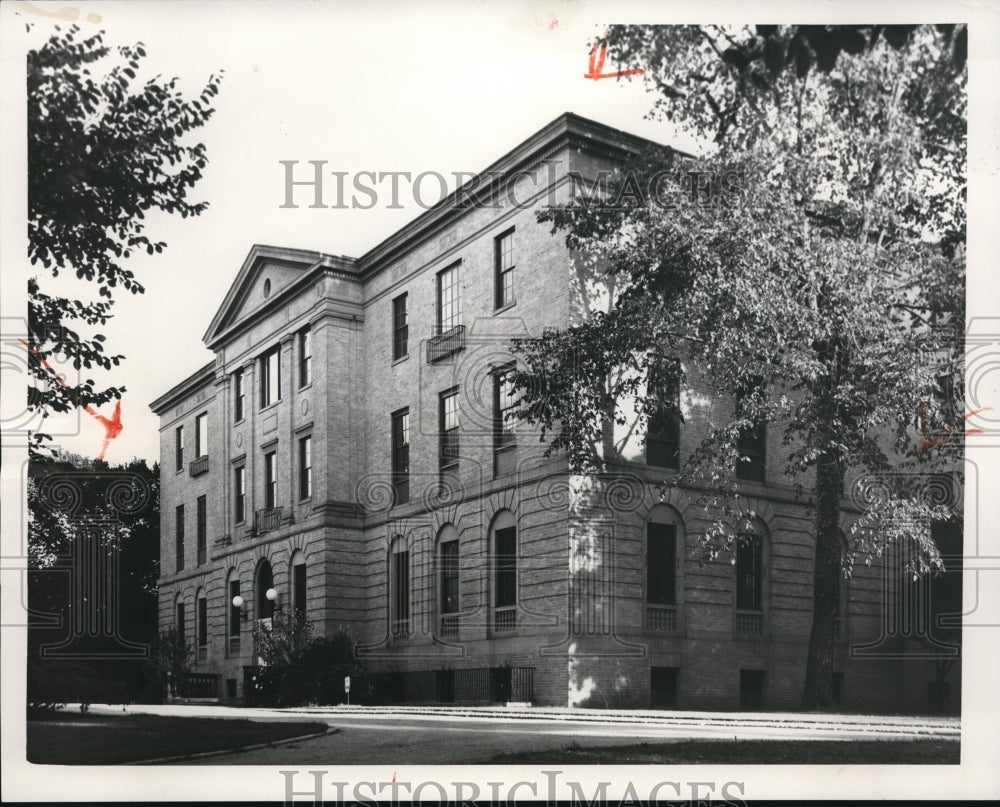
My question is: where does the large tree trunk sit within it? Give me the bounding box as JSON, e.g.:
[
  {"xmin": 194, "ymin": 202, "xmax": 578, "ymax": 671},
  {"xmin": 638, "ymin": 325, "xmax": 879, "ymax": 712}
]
[{"xmin": 802, "ymin": 450, "xmax": 845, "ymax": 709}]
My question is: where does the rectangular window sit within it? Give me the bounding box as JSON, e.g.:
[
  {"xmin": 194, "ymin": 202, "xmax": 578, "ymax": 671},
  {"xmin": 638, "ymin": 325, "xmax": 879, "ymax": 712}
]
[
  {"xmin": 736, "ymin": 423, "xmax": 766, "ymax": 482},
  {"xmin": 259, "ymin": 346, "xmax": 281, "ymax": 408},
  {"xmin": 264, "ymin": 450, "xmax": 277, "ymax": 510},
  {"xmin": 736, "ymin": 379, "xmax": 766, "ymax": 482},
  {"xmin": 436, "ymin": 263, "xmax": 460, "ymax": 334},
  {"xmin": 392, "ymin": 549, "xmax": 410, "ymax": 634},
  {"xmin": 176, "ymin": 602, "xmax": 186, "ymax": 644},
  {"xmin": 229, "ymin": 580, "xmax": 241, "ymax": 638},
  {"xmin": 391, "ymin": 409, "xmax": 410, "ymax": 505},
  {"xmin": 175, "ymin": 425, "xmax": 184, "ymax": 472},
  {"xmin": 195, "ymin": 412, "xmax": 208, "ymax": 458},
  {"xmin": 736, "ymin": 532, "xmax": 763, "ymax": 611},
  {"xmin": 439, "ymin": 388, "xmax": 459, "ymax": 469},
  {"xmin": 493, "ymin": 365, "xmax": 517, "ymax": 476},
  {"xmin": 646, "ymin": 523, "xmax": 677, "ymax": 606},
  {"xmin": 233, "ymin": 368, "xmax": 245, "ymax": 423},
  {"xmin": 234, "ymin": 466, "xmax": 245, "ymax": 523},
  {"xmin": 197, "ymin": 596, "xmax": 207, "ymax": 650},
  {"xmin": 196, "ymin": 494, "xmax": 207, "ymax": 565},
  {"xmin": 175, "ymin": 504, "xmax": 185, "ymax": 572},
  {"xmin": 495, "ymin": 527, "xmax": 517, "ymax": 609},
  {"xmin": 298, "ymin": 435, "xmax": 312, "ymax": 500},
  {"xmin": 440, "ymin": 540, "xmax": 459, "ymax": 615},
  {"xmin": 298, "ymin": 326, "xmax": 312, "ymax": 388},
  {"xmin": 494, "ymin": 228, "xmax": 515, "ymax": 309},
  {"xmin": 392, "ymin": 293, "xmax": 408, "ymax": 360},
  {"xmin": 646, "ymin": 360, "xmax": 680, "ymax": 469},
  {"xmin": 293, "ymin": 563, "xmax": 307, "ymax": 614}
]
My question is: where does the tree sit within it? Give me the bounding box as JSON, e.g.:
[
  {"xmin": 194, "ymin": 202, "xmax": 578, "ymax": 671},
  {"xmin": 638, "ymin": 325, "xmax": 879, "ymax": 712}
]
[
  {"xmin": 511, "ymin": 25, "xmax": 965, "ymax": 708},
  {"xmin": 250, "ymin": 615, "xmax": 357, "ymax": 706},
  {"xmin": 27, "ymin": 453, "xmax": 161, "ymax": 701},
  {"xmin": 26, "ymin": 25, "xmax": 222, "ymax": 442}
]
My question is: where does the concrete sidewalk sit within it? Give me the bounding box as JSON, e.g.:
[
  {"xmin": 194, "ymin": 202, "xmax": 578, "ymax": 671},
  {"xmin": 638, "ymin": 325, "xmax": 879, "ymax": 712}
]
[{"xmin": 80, "ymin": 702, "xmax": 960, "ymax": 740}]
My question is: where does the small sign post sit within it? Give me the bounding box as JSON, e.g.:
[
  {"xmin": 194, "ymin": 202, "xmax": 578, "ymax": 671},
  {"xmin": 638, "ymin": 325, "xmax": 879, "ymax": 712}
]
[{"xmin": 344, "ymin": 675, "xmax": 351, "ymax": 706}]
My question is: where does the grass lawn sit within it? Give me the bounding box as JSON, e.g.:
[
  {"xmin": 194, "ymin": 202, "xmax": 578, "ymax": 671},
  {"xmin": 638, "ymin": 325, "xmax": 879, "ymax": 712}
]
[
  {"xmin": 27, "ymin": 711, "xmax": 330, "ymax": 764},
  {"xmin": 489, "ymin": 739, "xmax": 960, "ymax": 765}
]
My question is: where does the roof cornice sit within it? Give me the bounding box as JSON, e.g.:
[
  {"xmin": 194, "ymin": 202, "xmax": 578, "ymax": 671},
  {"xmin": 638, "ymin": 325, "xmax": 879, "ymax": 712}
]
[
  {"xmin": 149, "ymin": 360, "xmax": 217, "ymax": 416},
  {"xmin": 356, "ymin": 112, "xmax": 679, "ymax": 278}
]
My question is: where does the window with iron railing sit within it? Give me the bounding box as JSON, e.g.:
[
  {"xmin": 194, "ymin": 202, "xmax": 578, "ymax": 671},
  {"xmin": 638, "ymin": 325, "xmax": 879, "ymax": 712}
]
[
  {"xmin": 646, "ymin": 522, "xmax": 678, "ymax": 631},
  {"xmin": 436, "ymin": 262, "xmax": 460, "ymax": 334},
  {"xmin": 494, "ymin": 526, "xmax": 516, "ymax": 632},
  {"xmin": 264, "ymin": 450, "xmax": 277, "ymax": 510},
  {"xmin": 197, "ymin": 595, "xmax": 208, "ymax": 661},
  {"xmin": 195, "ymin": 412, "xmax": 208, "ymax": 458},
  {"xmin": 736, "ymin": 531, "xmax": 764, "ymax": 636}
]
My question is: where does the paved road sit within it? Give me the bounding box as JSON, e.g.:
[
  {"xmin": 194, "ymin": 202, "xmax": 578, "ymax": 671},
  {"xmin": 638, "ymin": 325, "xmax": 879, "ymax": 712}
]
[{"xmin": 81, "ymin": 704, "xmax": 959, "ymax": 765}]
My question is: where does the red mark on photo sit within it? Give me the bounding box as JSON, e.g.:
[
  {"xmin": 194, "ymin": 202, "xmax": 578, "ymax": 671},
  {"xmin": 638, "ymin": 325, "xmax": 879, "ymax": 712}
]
[
  {"xmin": 20, "ymin": 338, "xmax": 124, "ymax": 461},
  {"xmin": 585, "ymin": 31, "xmax": 644, "ymax": 81},
  {"xmin": 918, "ymin": 399, "xmax": 990, "ymax": 451}
]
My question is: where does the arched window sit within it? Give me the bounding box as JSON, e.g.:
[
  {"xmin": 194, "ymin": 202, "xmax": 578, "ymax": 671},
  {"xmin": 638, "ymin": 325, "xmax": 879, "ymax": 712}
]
[
  {"xmin": 226, "ymin": 568, "xmax": 242, "ymax": 657},
  {"xmin": 645, "ymin": 504, "xmax": 684, "ymax": 632},
  {"xmin": 390, "ymin": 535, "xmax": 410, "ymax": 638},
  {"xmin": 489, "ymin": 510, "xmax": 517, "ymax": 634},
  {"xmin": 436, "ymin": 524, "xmax": 460, "ymax": 637},
  {"xmin": 291, "ymin": 550, "xmax": 307, "ymax": 615},
  {"xmin": 256, "ymin": 559, "xmax": 275, "ymax": 622},
  {"xmin": 174, "ymin": 593, "xmax": 186, "ymax": 645},
  {"xmin": 195, "ymin": 587, "xmax": 208, "ymax": 663},
  {"xmin": 735, "ymin": 520, "xmax": 769, "ymax": 636}
]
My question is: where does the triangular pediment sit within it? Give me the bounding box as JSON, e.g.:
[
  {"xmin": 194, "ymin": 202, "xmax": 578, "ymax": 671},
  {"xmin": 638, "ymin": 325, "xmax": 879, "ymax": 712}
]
[{"xmin": 203, "ymin": 244, "xmax": 341, "ymax": 347}]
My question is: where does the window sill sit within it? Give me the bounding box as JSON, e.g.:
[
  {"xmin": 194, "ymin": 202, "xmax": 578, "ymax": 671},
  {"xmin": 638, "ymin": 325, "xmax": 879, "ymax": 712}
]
[
  {"xmin": 493, "ymin": 301, "xmax": 516, "ymax": 315},
  {"xmin": 391, "ymin": 354, "xmax": 409, "ymax": 366},
  {"xmin": 297, "ymin": 382, "xmax": 313, "ymax": 393},
  {"xmin": 258, "ymin": 400, "xmax": 282, "ymax": 414}
]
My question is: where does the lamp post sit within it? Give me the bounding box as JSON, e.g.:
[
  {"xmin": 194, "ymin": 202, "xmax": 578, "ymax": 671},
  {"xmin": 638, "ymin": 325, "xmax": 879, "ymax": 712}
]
[
  {"xmin": 266, "ymin": 587, "xmax": 282, "ymax": 615},
  {"xmin": 232, "ymin": 594, "xmax": 247, "ymax": 621}
]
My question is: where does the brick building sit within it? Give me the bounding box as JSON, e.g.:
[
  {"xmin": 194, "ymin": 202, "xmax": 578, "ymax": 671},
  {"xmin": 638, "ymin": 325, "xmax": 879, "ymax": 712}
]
[{"xmin": 150, "ymin": 113, "xmax": 961, "ymax": 711}]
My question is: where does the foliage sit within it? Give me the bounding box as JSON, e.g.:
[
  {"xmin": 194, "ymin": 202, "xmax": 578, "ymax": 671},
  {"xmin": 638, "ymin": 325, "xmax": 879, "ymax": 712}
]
[
  {"xmin": 251, "ymin": 608, "xmax": 314, "ymax": 668},
  {"xmin": 246, "ymin": 622, "xmax": 357, "ymax": 707},
  {"xmin": 511, "ymin": 25, "xmax": 965, "ymax": 708},
  {"xmin": 152, "ymin": 626, "xmax": 193, "ymax": 680},
  {"xmin": 27, "ymin": 452, "xmax": 163, "ymax": 702},
  {"xmin": 27, "ymin": 660, "xmax": 128, "ymax": 712},
  {"xmin": 26, "ymin": 25, "xmax": 222, "ymax": 441}
]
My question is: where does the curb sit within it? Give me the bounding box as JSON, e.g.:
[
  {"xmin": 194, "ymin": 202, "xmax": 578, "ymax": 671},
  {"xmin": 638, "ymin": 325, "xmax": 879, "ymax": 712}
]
[{"xmin": 124, "ymin": 726, "xmax": 337, "ymax": 765}]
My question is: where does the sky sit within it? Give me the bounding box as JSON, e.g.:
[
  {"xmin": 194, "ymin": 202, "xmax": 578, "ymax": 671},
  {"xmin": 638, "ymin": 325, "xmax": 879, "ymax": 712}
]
[
  {"xmin": 4, "ymin": 1, "xmax": 996, "ymax": 467},
  {"xmin": 2, "ymin": 0, "xmax": 708, "ymax": 464},
  {"xmin": 3, "ymin": 1, "xmax": 1000, "ymax": 802}
]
